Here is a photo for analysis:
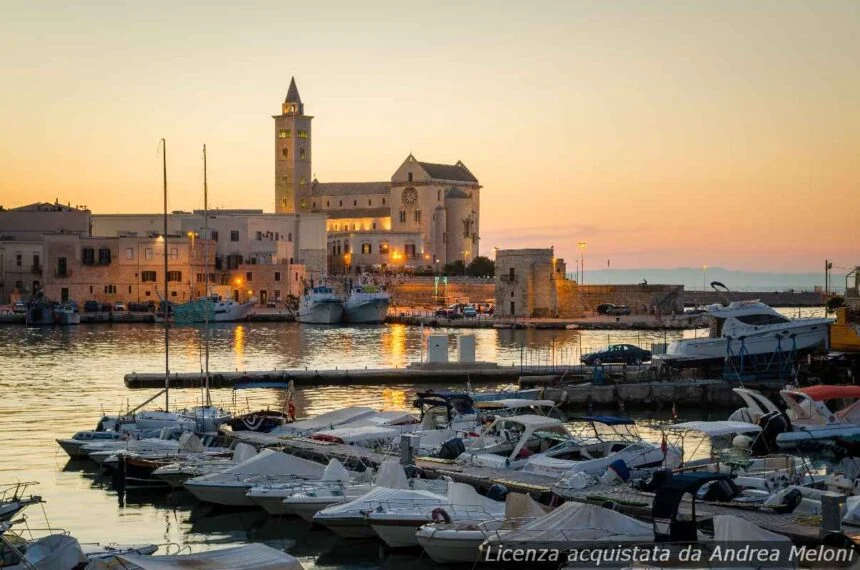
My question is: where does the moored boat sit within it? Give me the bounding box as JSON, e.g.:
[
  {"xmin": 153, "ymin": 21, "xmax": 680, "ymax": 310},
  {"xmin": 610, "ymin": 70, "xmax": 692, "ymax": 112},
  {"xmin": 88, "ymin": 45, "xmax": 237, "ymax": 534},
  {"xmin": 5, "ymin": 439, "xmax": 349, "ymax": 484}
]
[
  {"xmin": 297, "ymin": 284, "xmax": 343, "ymax": 324},
  {"xmin": 343, "ymin": 284, "xmax": 389, "ymax": 324}
]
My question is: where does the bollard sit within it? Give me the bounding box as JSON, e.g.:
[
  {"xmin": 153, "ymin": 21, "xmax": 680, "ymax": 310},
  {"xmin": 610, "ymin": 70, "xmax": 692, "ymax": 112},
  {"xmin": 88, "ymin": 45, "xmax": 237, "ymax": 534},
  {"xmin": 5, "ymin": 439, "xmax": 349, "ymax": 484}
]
[{"xmin": 821, "ymin": 493, "xmax": 846, "ymax": 534}]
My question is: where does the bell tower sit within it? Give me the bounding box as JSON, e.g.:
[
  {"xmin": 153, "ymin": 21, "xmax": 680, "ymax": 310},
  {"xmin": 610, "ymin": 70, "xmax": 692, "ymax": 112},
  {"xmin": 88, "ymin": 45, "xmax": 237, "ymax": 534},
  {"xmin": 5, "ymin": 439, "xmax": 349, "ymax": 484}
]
[{"xmin": 274, "ymin": 77, "xmax": 313, "ymax": 214}]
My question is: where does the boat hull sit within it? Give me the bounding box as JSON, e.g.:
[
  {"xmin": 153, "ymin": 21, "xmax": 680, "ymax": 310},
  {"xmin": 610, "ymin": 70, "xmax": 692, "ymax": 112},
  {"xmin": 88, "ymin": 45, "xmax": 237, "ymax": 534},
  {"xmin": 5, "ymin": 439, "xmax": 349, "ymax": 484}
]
[
  {"xmin": 656, "ymin": 321, "xmax": 830, "ymax": 368},
  {"xmin": 343, "ymin": 299, "xmax": 389, "ymax": 324},
  {"xmin": 776, "ymin": 425, "xmax": 860, "ymax": 450},
  {"xmin": 368, "ymin": 513, "xmax": 430, "ymax": 548},
  {"xmin": 312, "ymin": 514, "xmax": 376, "ymax": 538},
  {"xmin": 284, "ymin": 497, "xmax": 348, "ymax": 522},
  {"xmin": 297, "ymin": 301, "xmax": 344, "ymax": 324},
  {"xmin": 416, "ymin": 527, "xmax": 487, "ymax": 563},
  {"xmin": 184, "ymin": 481, "xmax": 254, "ymax": 506}
]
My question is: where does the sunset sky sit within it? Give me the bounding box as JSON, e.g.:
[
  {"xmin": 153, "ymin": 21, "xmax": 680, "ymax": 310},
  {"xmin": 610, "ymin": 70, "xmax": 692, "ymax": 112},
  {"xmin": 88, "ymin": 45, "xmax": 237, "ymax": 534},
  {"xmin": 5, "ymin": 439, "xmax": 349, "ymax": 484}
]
[{"xmin": 0, "ymin": 1, "xmax": 857, "ymax": 271}]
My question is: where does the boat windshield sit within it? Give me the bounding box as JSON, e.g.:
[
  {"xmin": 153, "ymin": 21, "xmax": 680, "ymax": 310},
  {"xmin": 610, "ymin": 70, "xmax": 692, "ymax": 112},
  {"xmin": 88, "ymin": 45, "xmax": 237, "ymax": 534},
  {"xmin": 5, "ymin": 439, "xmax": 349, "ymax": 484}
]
[{"xmin": 735, "ymin": 314, "xmax": 790, "ymax": 326}]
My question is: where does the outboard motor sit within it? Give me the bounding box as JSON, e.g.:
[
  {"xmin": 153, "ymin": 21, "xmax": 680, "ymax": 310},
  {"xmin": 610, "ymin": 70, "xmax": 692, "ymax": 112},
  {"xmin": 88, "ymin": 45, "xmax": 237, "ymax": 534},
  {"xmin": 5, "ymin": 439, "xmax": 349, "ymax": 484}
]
[
  {"xmin": 701, "ymin": 479, "xmax": 739, "ymax": 502},
  {"xmin": 752, "ymin": 410, "xmax": 791, "ymax": 456},
  {"xmin": 438, "ymin": 437, "xmax": 466, "ymax": 460},
  {"xmin": 487, "ymin": 484, "xmax": 508, "ymax": 502}
]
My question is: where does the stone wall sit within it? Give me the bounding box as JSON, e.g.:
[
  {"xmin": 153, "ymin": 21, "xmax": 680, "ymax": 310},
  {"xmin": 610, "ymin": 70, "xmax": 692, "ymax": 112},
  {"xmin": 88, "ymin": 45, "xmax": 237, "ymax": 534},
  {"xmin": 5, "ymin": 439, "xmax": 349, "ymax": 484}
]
[
  {"xmin": 387, "ymin": 276, "xmax": 494, "ymax": 307},
  {"xmin": 572, "ymin": 284, "xmax": 685, "ymax": 315}
]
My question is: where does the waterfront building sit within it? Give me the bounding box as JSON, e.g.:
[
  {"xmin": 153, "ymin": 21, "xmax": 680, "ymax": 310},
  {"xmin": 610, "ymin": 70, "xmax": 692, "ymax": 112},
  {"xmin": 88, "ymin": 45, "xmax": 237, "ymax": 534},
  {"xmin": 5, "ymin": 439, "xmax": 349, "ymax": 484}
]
[
  {"xmin": 273, "ymin": 78, "xmax": 482, "ymax": 273},
  {"xmin": 0, "ymin": 240, "xmax": 43, "ymax": 303},
  {"xmin": 0, "ymin": 201, "xmax": 91, "ymax": 240}
]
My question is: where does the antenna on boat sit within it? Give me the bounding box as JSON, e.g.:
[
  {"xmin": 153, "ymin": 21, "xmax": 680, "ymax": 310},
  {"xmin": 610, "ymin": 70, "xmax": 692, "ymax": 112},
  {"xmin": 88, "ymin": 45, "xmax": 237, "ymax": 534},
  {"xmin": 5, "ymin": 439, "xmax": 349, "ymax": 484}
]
[
  {"xmin": 161, "ymin": 138, "xmax": 170, "ymax": 412},
  {"xmin": 203, "ymin": 144, "xmax": 211, "ymax": 407}
]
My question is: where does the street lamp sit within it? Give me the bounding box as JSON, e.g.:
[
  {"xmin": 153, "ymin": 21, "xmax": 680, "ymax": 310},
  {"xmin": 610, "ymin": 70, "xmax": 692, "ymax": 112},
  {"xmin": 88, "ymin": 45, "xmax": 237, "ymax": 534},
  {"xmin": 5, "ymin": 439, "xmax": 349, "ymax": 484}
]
[{"xmin": 577, "ymin": 242, "xmax": 587, "ymax": 285}]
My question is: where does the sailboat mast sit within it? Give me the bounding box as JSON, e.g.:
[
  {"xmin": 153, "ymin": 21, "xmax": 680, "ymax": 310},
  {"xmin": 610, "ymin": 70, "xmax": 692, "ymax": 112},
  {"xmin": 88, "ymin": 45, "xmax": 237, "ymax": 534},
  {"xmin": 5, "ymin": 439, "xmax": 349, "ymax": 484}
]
[
  {"xmin": 162, "ymin": 138, "xmax": 170, "ymax": 413},
  {"xmin": 203, "ymin": 144, "xmax": 211, "ymax": 406}
]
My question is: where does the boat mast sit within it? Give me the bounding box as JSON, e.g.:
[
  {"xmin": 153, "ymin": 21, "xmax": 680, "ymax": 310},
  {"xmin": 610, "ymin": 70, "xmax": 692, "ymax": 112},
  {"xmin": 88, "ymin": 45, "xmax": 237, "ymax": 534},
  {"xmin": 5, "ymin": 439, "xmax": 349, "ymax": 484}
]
[
  {"xmin": 162, "ymin": 138, "xmax": 170, "ymax": 413},
  {"xmin": 203, "ymin": 144, "xmax": 211, "ymax": 407}
]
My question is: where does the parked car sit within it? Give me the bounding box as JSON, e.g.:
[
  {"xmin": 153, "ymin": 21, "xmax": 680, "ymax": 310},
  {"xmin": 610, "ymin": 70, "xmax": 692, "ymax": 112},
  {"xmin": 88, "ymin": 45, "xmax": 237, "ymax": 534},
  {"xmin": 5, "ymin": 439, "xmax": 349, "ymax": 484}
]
[
  {"xmin": 83, "ymin": 300, "xmax": 100, "ymax": 313},
  {"xmin": 596, "ymin": 303, "xmax": 615, "ymax": 315},
  {"xmin": 113, "ymin": 302, "xmax": 127, "ymax": 312},
  {"xmin": 12, "ymin": 301, "xmax": 27, "ymax": 314},
  {"xmin": 462, "ymin": 306, "xmax": 477, "ymax": 318},
  {"xmin": 581, "ymin": 344, "xmax": 652, "ymax": 366},
  {"xmin": 606, "ymin": 304, "xmax": 631, "ymax": 316},
  {"xmin": 100, "ymin": 303, "xmax": 113, "ymax": 312}
]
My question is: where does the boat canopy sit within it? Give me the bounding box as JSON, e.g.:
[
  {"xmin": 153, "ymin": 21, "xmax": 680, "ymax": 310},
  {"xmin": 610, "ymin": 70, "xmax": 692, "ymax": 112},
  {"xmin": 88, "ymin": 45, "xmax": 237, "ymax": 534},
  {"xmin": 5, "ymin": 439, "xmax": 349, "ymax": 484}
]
[
  {"xmin": 494, "ymin": 414, "xmax": 564, "ymax": 430},
  {"xmin": 474, "ymin": 399, "xmax": 555, "ymax": 410},
  {"xmin": 795, "ymin": 385, "xmax": 860, "ymax": 401},
  {"xmin": 188, "ymin": 449, "xmax": 325, "ymax": 483},
  {"xmin": 272, "ymin": 407, "xmax": 376, "ymax": 436},
  {"xmin": 667, "ymin": 420, "xmax": 762, "ymax": 437},
  {"xmin": 311, "ymin": 425, "xmax": 399, "ymax": 445},
  {"xmin": 109, "ymin": 543, "xmax": 303, "ymax": 570},
  {"xmin": 571, "ymin": 416, "xmax": 635, "ymax": 426},
  {"xmin": 486, "ymin": 501, "xmax": 652, "ymax": 544}
]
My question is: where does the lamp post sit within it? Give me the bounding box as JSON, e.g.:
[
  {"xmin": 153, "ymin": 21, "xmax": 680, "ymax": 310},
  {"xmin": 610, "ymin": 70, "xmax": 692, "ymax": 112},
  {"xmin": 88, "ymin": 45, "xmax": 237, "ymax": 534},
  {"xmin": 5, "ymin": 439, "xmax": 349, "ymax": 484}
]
[{"xmin": 577, "ymin": 242, "xmax": 587, "ymax": 285}]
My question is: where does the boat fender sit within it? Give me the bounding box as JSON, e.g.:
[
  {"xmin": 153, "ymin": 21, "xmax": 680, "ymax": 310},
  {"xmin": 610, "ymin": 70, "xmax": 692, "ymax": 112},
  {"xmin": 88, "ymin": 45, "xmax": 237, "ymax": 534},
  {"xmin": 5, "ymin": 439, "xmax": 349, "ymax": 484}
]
[
  {"xmin": 431, "ymin": 507, "xmax": 452, "ymax": 524},
  {"xmin": 560, "ymin": 390, "xmax": 568, "ymax": 404},
  {"xmin": 288, "ymin": 400, "xmax": 296, "ymax": 421}
]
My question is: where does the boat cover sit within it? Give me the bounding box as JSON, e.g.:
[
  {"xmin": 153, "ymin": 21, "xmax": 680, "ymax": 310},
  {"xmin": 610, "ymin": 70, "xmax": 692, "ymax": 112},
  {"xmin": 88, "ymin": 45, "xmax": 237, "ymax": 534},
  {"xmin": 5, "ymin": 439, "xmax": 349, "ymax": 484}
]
[
  {"xmin": 232, "ymin": 442, "xmax": 257, "ymax": 463},
  {"xmin": 316, "ymin": 487, "xmax": 446, "ymax": 517},
  {"xmin": 188, "ymin": 449, "xmax": 325, "ymax": 483},
  {"xmin": 312, "ymin": 425, "xmax": 399, "ymax": 445},
  {"xmin": 572, "ymin": 416, "xmax": 635, "ymax": 426},
  {"xmin": 713, "ymin": 514, "xmax": 789, "ymax": 542},
  {"xmin": 178, "ymin": 432, "xmax": 204, "ymax": 453},
  {"xmin": 271, "ymin": 407, "xmax": 376, "ymax": 436},
  {"xmin": 446, "ymin": 482, "xmax": 505, "ymax": 516},
  {"xmin": 667, "ymin": 421, "xmax": 762, "ymax": 436},
  {"xmin": 504, "ymin": 493, "xmax": 548, "ymax": 519},
  {"xmin": 17, "ymin": 534, "xmax": 86, "ymax": 570},
  {"xmin": 344, "ymin": 410, "xmax": 418, "ymax": 427},
  {"xmin": 321, "ymin": 459, "xmax": 351, "ymax": 482},
  {"xmin": 99, "ymin": 543, "xmax": 303, "ymax": 570},
  {"xmin": 796, "ymin": 385, "xmax": 860, "ymax": 401},
  {"xmin": 489, "ymin": 501, "xmax": 652, "ymax": 544},
  {"xmin": 375, "ymin": 459, "xmax": 408, "ymax": 489}
]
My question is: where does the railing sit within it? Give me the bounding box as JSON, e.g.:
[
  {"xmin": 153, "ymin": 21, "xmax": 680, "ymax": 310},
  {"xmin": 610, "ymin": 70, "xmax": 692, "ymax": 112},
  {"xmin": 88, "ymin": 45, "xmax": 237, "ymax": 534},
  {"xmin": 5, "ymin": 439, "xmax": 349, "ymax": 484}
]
[{"xmin": 54, "ymin": 268, "xmax": 72, "ymax": 278}]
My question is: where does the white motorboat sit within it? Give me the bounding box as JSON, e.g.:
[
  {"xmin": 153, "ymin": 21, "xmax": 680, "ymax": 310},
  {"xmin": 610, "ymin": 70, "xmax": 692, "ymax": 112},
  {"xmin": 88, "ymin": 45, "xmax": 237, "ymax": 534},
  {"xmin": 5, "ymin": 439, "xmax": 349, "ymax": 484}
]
[
  {"xmin": 343, "ymin": 284, "xmax": 389, "ymax": 324},
  {"xmin": 775, "ymin": 385, "xmax": 860, "ymax": 450},
  {"xmin": 183, "ymin": 449, "xmax": 327, "ymax": 507},
  {"xmin": 654, "ymin": 300, "xmax": 832, "ymax": 368},
  {"xmin": 173, "ymin": 294, "xmax": 255, "ymax": 323},
  {"xmin": 416, "ymin": 492, "xmax": 547, "ymax": 564},
  {"xmin": 246, "ymin": 458, "xmax": 355, "ymax": 515},
  {"xmin": 53, "ymin": 303, "xmax": 80, "ymax": 325},
  {"xmin": 457, "ymin": 415, "xmax": 675, "ymax": 474},
  {"xmin": 313, "ymin": 486, "xmax": 448, "ymax": 539},
  {"xmin": 281, "ymin": 458, "xmax": 429, "ymax": 521},
  {"xmin": 81, "ymin": 542, "xmax": 159, "ymax": 562},
  {"xmin": 0, "ymin": 530, "xmax": 86, "ymax": 570},
  {"xmin": 0, "ymin": 483, "xmax": 42, "ymax": 523},
  {"xmin": 367, "ymin": 482, "xmax": 505, "ymax": 549},
  {"xmin": 297, "ymin": 285, "xmax": 343, "ymax": 324},
  {"xmin": 152, "ymin": 442, "xmax": 257, "ymax": 488},
  {"xmin": 89, "ymin": 543, "xmax": 303, "ymax": 570}
]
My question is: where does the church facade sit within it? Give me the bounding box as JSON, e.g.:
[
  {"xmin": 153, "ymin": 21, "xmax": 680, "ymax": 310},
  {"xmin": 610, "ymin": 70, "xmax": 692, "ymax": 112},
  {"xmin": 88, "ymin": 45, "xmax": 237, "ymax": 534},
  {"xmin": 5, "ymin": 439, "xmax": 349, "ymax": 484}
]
[{"xmin": 274, "ymin": 78, "xmax": 481, "ymax": 274}]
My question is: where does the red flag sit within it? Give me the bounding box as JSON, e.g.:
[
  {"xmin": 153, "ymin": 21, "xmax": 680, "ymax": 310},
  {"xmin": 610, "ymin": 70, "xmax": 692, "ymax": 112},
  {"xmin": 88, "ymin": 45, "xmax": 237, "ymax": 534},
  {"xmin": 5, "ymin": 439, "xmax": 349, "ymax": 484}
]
[{"xmin": 660, "ymin": 433, "xmax": 668, "ymax": 457}]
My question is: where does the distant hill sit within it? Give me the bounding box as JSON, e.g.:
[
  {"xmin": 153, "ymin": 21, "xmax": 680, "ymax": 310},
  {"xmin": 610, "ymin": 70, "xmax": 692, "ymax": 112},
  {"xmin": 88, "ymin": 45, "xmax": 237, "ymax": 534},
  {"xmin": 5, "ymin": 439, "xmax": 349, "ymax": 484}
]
[{"xmin": 574, "ymin": 267, "xmax": 828, "ymax": 292}]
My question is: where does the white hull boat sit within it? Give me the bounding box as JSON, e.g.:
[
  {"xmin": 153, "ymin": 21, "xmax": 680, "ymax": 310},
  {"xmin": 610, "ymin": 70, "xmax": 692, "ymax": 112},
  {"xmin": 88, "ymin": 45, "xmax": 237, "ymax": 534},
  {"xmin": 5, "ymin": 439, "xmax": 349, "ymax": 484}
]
[
  {"xmin": 247, "ymin": 459, "xmax": 354, "ymax": 515},
  {"xmin": 343, "ymin": 285, "xmax": 389, "ymax": 324},
  {"xmin": 297, "ymin": 285, "xmax": 343, "ymax": 324},
  {"xmin": 655, "ymin": 300, "xmax": 831, "ymax": 367},
  {"xmin": 184, "ymin": 449, "xmax": 327, "ymax": 507},
  {"xmin": 97, "ymin": 543, "xmax": 303, "ymax": 570}
]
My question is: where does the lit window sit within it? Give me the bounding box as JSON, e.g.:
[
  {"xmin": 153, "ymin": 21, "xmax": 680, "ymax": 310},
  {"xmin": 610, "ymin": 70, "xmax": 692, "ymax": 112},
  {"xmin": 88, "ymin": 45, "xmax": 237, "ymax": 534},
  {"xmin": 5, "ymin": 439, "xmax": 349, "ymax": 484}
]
[
  {"xmin": 300, "ymin": 148, "xmax": 305, "ymax": 160},
  {"xmin": 300, "ymin": 178, "xmax": 306, "ymax": 186},
  {"xmin": 379, "ymin": 242, "xmax": 389, "ymax": 254},
  {"xmin": 298, "ymin": 130, "xmax": 308, "ymax": 139},
  {"xmin": 300, "ymin": 198, "xmax": 307, "ymax": 208},
  {"xmin": 278, "ymin": 129, "xmax": 288, "ymax": 139},
  {"xmin": 361, "ymin": 243, "xmax": 371, "ymax": 254}
]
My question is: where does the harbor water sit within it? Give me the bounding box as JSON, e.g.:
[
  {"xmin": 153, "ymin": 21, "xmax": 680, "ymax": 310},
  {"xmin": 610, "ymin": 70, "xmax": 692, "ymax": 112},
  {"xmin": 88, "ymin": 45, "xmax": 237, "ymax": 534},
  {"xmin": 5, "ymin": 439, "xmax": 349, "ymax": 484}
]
[{"xmin": 0, "ymin": 308, "xmax": 823, "ymax": 568}]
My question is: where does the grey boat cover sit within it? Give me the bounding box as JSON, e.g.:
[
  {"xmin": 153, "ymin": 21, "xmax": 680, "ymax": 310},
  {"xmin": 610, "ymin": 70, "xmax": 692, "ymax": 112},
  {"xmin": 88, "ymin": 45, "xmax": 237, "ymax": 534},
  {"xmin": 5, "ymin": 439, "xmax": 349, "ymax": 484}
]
[
  {"xmin": 487, "ymin": 501, "xmax": 652, "ymax": 545},
  {"xmin": 89, "ymin": 543, "xmax": 303, "ymax": 569},
  {"xmin": 187, "ymin": 449, "xmax": 325, "ymax": 483},
  {"xmin": 272, "ymin": 407, "xmax": 376, "ymax": 436}
]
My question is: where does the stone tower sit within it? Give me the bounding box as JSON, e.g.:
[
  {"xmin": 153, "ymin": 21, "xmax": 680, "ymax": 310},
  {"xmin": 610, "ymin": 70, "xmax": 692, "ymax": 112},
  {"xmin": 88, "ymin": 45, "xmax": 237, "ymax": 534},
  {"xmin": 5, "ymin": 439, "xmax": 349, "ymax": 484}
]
[{"xmin": 274, "ymin": 77, "xmax": 313, "ymax": 214}]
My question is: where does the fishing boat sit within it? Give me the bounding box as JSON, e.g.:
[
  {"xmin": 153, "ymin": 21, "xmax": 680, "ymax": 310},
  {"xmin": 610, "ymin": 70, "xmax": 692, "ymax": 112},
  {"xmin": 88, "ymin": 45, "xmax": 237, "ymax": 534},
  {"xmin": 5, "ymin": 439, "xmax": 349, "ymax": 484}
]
[
  {"xmin": 343, "ymin": 283, "xmax": 389, "ymax": 324},
  {"xmin": 296, "ymin": 284, "xmax": 343, "ymax": 324},
  {"xmin": 654, "ymin": 299, "xmax": 832, "ymax": 369}
]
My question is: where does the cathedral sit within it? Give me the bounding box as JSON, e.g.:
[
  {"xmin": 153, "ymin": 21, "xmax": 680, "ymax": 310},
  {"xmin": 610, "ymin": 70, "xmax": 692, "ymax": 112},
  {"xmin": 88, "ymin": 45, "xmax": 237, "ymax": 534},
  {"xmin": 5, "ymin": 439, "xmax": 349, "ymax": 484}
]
[{"xmin": 274, "ymin": 78, "xmax": 481, "ymax": 274}]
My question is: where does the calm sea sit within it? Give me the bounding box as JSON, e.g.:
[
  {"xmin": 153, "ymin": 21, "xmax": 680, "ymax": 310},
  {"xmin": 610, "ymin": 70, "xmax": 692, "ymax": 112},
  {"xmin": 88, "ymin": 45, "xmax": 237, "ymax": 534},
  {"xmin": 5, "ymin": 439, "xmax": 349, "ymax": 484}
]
[{"xmin": 0, "ymin": 307, "xmax": 822, "ymax": 568}]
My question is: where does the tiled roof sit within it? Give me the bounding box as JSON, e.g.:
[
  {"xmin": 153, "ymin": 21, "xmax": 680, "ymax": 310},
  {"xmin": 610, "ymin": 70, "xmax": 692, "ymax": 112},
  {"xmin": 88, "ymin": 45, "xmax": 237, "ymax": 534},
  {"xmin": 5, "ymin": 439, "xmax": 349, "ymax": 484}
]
[
  {"xmin": 418, "ymin": 161, "xmax": 478, "ymax": 183},
  {"xmin": 321, "ymin": 207, "xmax": 391, "ymax": 219},
  {"xmin": 311, "ymin": 181, "xmax": 390, "ymax": 197}
]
